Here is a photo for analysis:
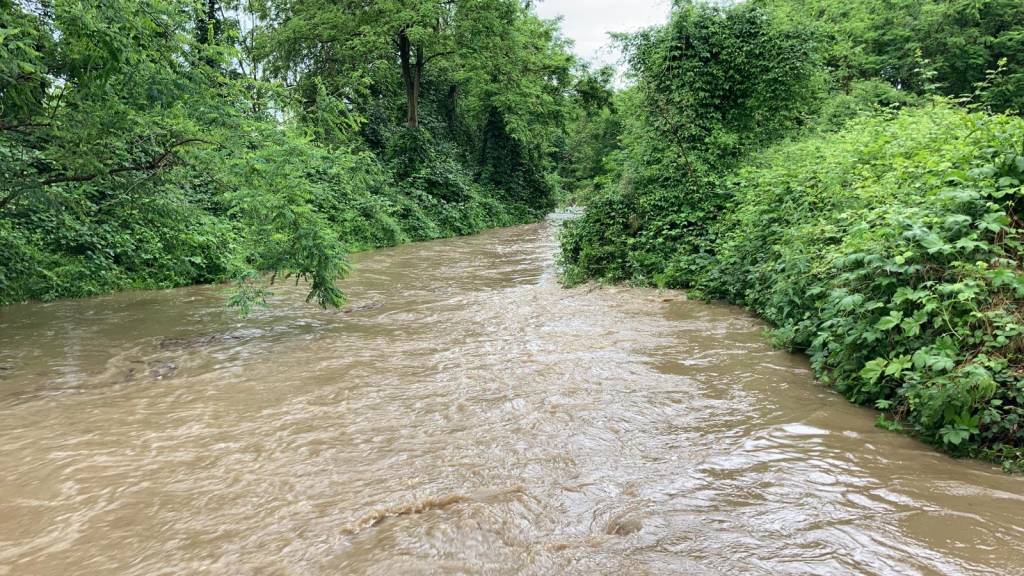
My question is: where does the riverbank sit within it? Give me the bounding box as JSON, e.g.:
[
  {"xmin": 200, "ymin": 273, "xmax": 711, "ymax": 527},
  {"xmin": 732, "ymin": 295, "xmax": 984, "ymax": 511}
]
[
  {"xmin": 0, "ymin": 175, "xmax": 546, "ymax": 308},
  {"xmin": 557, "ymin": 0, "xmax": 1024, "ymax": 469},
  {"xmin": 1, "ymin": 1, "xmax": 572, "ymax": 311},
  {"xmin": 563, "ymin": 101, "xmax": 1024, "ymax": 469}
]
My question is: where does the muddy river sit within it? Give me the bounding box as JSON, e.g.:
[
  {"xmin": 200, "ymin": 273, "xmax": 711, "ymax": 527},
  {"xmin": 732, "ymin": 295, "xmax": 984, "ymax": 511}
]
[{"xmin": 1, "ymin": 217, "xmax": 1022, "ymax": 575}]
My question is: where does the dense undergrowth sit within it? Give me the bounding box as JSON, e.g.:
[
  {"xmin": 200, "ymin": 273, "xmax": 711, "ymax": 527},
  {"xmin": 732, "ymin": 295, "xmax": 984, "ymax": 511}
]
[
  {"xmin": 0, "ymin": 123, "xmax": 540, "ymax": 307},
  {"xmin": 700, "ymin": 105, "xmax": 1024, "ymax": 467},
  {"xmin": 1, "ymin": 0, "xmax": 574, "ymax": 308},
  {"xmin": 560, "ymin": 0, "xmax": 1024, "ymax": 467}
]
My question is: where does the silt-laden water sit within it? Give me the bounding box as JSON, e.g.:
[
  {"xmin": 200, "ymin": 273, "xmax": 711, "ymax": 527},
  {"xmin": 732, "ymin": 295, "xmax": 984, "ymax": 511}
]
[{"xmin": 1, "ymin": 217, "xmax": 1022, "ymax": 575}]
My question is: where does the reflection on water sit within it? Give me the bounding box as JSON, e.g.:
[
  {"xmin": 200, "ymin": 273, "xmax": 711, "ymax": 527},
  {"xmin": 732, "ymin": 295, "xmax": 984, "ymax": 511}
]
[{"xmin": 1, "ymin": 217, "xmax": 1022, "ymax": 575}]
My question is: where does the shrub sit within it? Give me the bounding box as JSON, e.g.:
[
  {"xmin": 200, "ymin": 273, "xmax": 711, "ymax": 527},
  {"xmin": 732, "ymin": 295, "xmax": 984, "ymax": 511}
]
[{"xmin": 698, "ymin": 103, "xmax": 1024, "ymax": 467}]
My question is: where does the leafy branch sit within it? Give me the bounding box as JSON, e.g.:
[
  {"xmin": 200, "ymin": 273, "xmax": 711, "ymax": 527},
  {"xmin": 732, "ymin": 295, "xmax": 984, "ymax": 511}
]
[{"xmin": 0, "ymin": 138, "xmax": 215, "ymax": 210}]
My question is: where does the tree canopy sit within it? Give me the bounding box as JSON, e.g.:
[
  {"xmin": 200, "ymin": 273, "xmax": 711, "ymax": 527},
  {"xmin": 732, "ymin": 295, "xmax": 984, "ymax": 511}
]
[{"xmin": 0, "ymin": 0, "xmax": 580, "ymax": 308}]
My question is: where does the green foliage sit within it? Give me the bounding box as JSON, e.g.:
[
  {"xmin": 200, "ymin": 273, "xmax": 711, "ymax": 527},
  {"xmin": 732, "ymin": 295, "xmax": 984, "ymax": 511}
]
[
  {"xmin": 478, "ymin": 108, "xmax": 556, "ymax": 214},
  {"xmin": 697, "ymin": 104, "xmax": 1024, "ymax": 466},
  {"xmin": 1, "ymin": 0, "xmax": 573, "ymax": 309},
  {"xmin": 557, "ymin": 65, "xmax": 622, "ymax": 205},
  {"xmin": 559, "ymin": 0, "xmax": 1024, "ymax": 465},
  {"xmin": 758, "ymin": 0, "xmax": 1024, "ymax": 113},
  {"xmin": 561, "ymin": 1, "xmax": 823, "ymax": 287}
]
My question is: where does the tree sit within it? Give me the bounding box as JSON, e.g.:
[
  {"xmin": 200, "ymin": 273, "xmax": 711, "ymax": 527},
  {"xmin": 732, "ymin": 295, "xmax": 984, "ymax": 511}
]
[
  {"xmin": 0, "ymin": 0, "xmax": 354, "ymax": 308},
  {"xmin": 558, "ymin": 65, "xmax": 621, "ymax": 201},
  {"xmin": 757, "ymin": 0, "xmax": 1024, "ymax": 112},
  {"xmin": 1, "ymin": 0, "xmax": 574, "ymax": 308},
  {"xmin": 256, "ymin": 0, "xmax": 472, "ymax": 129}
]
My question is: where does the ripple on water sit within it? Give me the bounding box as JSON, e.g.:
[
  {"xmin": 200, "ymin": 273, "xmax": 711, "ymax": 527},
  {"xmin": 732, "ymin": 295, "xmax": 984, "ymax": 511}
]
[{"xmin": 1, "ymin": 218, "xmax": 1023, "ymax": 575}]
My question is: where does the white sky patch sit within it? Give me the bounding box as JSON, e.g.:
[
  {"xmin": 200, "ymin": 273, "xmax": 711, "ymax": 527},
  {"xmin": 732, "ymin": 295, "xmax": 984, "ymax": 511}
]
[{"xmin": 534, "ymin": 0, "xmax": 672, "ymax": 70}]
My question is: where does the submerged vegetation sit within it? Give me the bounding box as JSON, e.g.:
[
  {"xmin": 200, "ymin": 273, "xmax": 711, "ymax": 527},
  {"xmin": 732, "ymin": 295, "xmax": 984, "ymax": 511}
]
[
  {"xmin": 0, "ymin": 0, "xmax": 586, "ymax": 307},
  {"xmin": 561, "ymin": 0, "xmax": 1024, "ymax": 466}
]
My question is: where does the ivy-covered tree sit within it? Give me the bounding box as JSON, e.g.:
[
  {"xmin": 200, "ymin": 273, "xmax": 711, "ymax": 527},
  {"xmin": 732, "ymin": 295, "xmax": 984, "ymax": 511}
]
[{"xmin": 561, "ymin": 1, "xmax": 823, "ymax": 286}]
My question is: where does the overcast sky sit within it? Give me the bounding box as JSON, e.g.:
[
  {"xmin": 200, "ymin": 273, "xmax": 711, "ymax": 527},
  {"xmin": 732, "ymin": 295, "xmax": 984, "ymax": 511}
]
[{"xmin": 534, "ymin": 0, "xmax": 672, "ymax": 69}]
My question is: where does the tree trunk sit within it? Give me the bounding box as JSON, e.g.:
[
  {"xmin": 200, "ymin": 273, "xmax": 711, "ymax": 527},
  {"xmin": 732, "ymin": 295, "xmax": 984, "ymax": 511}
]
[
  {"xmin": 194, "ymin": 0, "xmax": 223, "ymax": 47},
  {"xmin": 398, "ymin": 29, "xmax": 420, "ymax": 129},
  {"xmin": 445, "ymin": 84, "xmax": 459, "ymax": 129},
  {"xmin": 413, "ymin": 46, "xmax": 424, "ymax": 129}
]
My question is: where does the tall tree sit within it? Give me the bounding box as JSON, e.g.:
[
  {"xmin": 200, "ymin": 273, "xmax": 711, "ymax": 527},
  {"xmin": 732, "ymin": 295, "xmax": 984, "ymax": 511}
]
[{"xmin": 256, "ymin": 0, "xmax": 473, "ymax": 129}]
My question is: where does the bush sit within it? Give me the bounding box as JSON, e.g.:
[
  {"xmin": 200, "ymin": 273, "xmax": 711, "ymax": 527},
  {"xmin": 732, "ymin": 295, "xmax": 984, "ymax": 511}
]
[
  {"xmin": 559, "ymin": 1, "xmax": 824, "ymax": 288},
  {"xmin": 697, "ymin": 103, "xmax": 1024, "ymax": 467}
]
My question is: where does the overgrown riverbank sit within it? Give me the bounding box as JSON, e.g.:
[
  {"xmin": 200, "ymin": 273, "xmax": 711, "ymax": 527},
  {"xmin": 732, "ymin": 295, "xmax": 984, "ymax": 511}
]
[
  {"xmin": 699, "ymin": 105, "xmax": 1024, "ymax": 467},
  {"xmin": 1, "ymin": 0, "xmax": 588, "ymax": 308},
  {"xmin": 560, "ymin": 1, "xmax": 1024, "ymax": 467},
  {"xmin": 4, "ymin": 0, "xmax": 1023, "ymax": 467}
]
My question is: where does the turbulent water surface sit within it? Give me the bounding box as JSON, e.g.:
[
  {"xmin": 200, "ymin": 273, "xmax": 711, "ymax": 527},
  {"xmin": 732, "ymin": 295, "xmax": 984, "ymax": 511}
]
[{"xmin": 1, "ymin": 217, "xmax": 1023, "ymax": 575}]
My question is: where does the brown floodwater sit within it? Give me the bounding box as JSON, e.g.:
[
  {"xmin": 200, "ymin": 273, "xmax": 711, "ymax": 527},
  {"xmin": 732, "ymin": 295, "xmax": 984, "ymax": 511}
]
[{"xmin": 1, "ymin": 217, "xmax": 1023, "ymax": 575}]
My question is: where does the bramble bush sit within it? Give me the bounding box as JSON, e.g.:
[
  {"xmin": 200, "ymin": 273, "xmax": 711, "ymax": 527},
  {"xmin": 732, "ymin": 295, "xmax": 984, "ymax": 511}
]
[{"xmin": 696, "ymin": 104, "xmax": 1024, "ymax": 467}]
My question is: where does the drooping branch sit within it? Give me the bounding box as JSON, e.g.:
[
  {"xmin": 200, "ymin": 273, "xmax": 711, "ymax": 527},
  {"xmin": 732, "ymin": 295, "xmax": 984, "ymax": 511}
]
[
  {"xmin": 0, "ymin": 138, "xmax": 213, "ymax": 211},
  {"xmin": 39, "ymin": 138, "xmax": 213, "ymax": 186}
]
